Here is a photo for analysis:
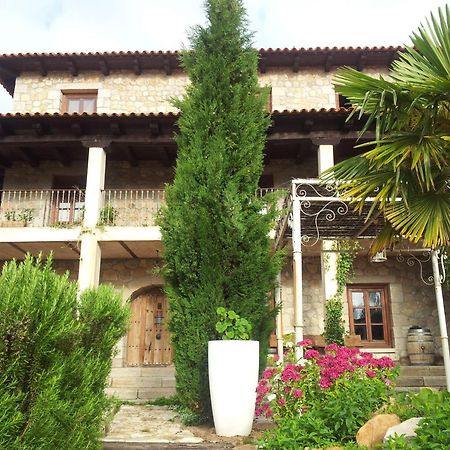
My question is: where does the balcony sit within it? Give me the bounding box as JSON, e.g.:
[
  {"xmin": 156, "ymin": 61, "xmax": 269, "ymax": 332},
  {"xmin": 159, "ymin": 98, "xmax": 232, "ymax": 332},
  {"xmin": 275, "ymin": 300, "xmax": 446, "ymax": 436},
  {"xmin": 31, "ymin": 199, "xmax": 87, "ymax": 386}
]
[
  {"xmin": 100, "ymin": 189, "xmax": 166, "ymax": 226},
  {"xmin": 0, "ymin": 189, "xmax": 85, "ymax": 228},
  {"xmin": 0, "ymin": 188, "xmax": 286, "ymax": 229}
]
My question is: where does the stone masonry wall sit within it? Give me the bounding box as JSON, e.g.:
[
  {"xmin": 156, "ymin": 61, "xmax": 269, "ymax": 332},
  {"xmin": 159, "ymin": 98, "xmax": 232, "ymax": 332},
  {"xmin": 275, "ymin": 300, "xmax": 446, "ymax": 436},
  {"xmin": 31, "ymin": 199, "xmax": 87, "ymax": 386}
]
[
  {"xmin": 13, "ymin": 67, "xmax": 388, "ymax": 114},
  {"xmin": 280, "ymin": 253, "xmax": 449, "ymax": 361}
]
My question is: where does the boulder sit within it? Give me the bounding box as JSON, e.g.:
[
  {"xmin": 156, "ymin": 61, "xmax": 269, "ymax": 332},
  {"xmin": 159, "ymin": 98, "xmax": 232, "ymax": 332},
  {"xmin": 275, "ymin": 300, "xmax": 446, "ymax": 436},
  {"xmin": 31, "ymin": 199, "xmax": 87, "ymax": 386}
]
[
  {"xmin": 356, "ymin": 414, "xmax": 401, "ymax": 448},
  {"xmin": 384, "ymin": 417, "xmax": 423, "ymax": 443}
]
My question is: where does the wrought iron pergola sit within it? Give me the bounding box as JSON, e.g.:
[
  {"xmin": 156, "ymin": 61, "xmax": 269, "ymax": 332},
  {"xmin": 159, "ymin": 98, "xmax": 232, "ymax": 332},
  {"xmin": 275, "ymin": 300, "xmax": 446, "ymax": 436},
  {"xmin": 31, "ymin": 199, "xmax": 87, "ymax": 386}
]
[{"xmin": 273, "ymin": 179, "xmax": 450, "ymax": 391}]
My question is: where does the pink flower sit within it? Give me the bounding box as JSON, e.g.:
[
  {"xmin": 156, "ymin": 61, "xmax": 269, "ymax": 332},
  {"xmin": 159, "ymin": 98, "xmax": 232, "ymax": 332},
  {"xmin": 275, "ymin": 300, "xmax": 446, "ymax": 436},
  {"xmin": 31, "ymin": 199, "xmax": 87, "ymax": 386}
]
[
  {"xmin": 262, "ymin": 368, "xmax": 275, "ymax": 379},
  {"xmin": 366, "ymin": 370, "xmax": 377, "ymax": 378},
  {"xmin": 319, "ymin": 377, "xmax": 332, "ymax": 389},
  {"xmin": 272, "ymin": 354, "xmax": 280, "ymax": 362},
  {"xmin": 297, "ymin": 339, "xmax": 313, "ymax": 347},
  {"xmin": 304, "ymin": 349, "xmax": 320, "ymax": 360},
  {"xmin": 284, "ymin": 386, "xmax": 291, "ymax": 394},
  {"xmin": 325, "ymin": 343, "xmax": 338, "ymax": 352},
  {"xmin": 277, "ymin": 398, "xmax": 286, "ymax": 406},
  {"xmin": 293, "ymin": 388, "xmax": 303, "ymax": 398},
  {"xmin": 385, "ymin": 379, "xmax": 392, "ymax": 386}
]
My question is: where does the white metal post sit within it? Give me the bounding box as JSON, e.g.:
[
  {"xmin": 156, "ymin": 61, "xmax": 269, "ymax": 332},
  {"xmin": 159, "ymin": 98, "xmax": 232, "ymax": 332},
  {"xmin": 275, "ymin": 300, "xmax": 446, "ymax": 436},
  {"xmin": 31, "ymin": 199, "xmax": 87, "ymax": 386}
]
[
  {"xmin": 431, "ymin": 250, "xmax": 450, "ymax": 391},
  {"xmin": 291, "ymin": 181, "xmax": 303, "ymax": 359},
  {"xmin": 275, "ymin": 272, "xmax": 284, "ymax": 362}
]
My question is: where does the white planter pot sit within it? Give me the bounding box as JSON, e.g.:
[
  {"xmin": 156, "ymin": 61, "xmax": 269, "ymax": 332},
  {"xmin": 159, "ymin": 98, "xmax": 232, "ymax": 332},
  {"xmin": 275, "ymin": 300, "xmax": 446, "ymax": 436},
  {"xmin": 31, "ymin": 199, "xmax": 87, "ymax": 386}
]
[{"xmin": 208, "ymin": 340, "xmax": 259, "ymax": 436}]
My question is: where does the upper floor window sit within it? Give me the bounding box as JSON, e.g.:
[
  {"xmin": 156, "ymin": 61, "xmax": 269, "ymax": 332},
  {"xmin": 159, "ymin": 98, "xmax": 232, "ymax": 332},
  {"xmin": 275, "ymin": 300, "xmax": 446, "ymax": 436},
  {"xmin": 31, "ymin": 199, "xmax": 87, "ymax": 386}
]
[
  {"xmin": 62, "ymin": 91, "xmax": 97, "ymax": 113},
  {"xmin": 336, "ymin": 94, "xmax": 350, "ymax": 108}
]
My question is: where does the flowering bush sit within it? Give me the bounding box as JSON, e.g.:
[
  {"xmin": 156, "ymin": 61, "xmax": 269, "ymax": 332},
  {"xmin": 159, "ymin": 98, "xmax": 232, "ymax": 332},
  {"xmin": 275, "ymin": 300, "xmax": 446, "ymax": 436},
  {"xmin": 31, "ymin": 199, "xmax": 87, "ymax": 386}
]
[{"xmin": 257, "ymin": 341, "xmax": 399, "ymax": 447}]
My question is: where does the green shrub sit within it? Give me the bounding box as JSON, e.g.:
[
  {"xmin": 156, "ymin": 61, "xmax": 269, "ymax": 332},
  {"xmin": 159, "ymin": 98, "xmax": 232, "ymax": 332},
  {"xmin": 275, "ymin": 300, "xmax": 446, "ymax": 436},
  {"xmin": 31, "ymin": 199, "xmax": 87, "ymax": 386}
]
[
  {"xmin": 383, "ymin": 389, "xmax": 450, "ymax": 449},
  {"xmin": 257, "ymin": 341, "xmax": 398, "ymax": 447},
  {"xmin": 158, "ymin": 0, "xmax": 283, "ymax": 419},
  {"xmin": 0, "ymin": 256, "xmax": 129, "ymax": 449}
]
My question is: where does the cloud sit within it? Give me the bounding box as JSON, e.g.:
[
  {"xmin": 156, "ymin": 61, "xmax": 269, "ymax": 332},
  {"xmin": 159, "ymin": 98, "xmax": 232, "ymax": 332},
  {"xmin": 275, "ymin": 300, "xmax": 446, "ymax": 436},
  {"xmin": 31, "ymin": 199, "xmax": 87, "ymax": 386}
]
[{"xmin": 0, "ymin": 0, "xmax": 447, "ymax": 112}]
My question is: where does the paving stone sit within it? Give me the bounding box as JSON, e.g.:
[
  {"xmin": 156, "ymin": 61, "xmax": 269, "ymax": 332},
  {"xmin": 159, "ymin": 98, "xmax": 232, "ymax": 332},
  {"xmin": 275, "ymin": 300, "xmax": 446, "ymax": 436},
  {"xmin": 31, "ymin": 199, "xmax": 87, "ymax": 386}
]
[{"xmin": 103, "ymin": 405, "xmax": 203, "ymax": 444}]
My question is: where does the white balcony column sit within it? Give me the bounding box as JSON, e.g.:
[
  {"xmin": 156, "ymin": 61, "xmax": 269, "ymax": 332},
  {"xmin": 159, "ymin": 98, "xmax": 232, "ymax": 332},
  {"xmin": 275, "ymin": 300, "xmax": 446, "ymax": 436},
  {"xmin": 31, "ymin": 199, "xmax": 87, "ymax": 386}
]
[
  {"xmin": 83, "ymin": 142, "xmax": 108, "ymax": 227},
  {"xmin": 314, "ymin": 139, "xmax": 340, "ymax": 310},
  {"xmin": 77, "ymin": 140, "xmax": 109, "ymax": 292}
]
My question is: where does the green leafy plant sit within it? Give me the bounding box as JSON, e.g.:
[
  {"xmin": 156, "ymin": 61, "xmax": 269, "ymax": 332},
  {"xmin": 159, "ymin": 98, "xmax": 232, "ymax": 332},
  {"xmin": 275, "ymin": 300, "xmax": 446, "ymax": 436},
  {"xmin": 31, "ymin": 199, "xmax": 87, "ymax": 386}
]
[
  {"xmin": 99, "ymin": 204, "xmax": 118, "ymax": 225},
  {"xmin": 382, "ymin": 389, "xmax": 450, "ymax": 449},
  {"xmin": 257, "ymin": 340, "xmax": 398, "ymax": 447},
  {"xmin": 215, "ymin": 307, "xmax": 252, "ymax": 340},
  {"xmin": 17, "ymin": 208, "xmax": 34, "ymax": 224},
  {"xmin": 323, "ymin": 6, "xmax": 450, "ymax": 253},
  {"xmin": 0, "ymin": 255, "xmax": 129, "ymax": 449},
  {"xmin": 4, "ymin": 210, "xmax": 17, "ymax": 221},
  {"xmin": 324, "ymin": 240, "xmax": 360, "ymax": 345}
]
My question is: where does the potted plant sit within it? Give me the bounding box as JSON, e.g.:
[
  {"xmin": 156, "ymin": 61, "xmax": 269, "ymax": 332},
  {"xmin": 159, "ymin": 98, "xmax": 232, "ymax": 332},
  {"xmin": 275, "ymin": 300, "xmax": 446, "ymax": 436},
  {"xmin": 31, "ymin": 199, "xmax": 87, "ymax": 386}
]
[
  {"xmin": 98, "ymin": 204, "xmax": 118, "ymax": 226},
  {"xmin": 208, "ymin": 307, "xmax": 259, "ymax": 437}
]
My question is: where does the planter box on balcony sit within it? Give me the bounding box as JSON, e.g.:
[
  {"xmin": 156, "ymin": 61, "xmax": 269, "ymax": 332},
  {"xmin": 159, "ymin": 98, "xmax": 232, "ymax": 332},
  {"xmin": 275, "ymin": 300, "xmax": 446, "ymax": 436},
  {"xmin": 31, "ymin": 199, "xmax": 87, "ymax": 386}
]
[{"xmin": 0, "ymin": 221, "xmax": 25, "ymax": 227}]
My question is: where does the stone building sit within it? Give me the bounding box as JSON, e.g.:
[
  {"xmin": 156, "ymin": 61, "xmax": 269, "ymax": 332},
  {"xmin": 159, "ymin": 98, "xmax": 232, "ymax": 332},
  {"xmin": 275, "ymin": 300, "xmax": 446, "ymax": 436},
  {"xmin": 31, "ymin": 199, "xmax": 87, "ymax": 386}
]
[{"xmin": 0, "ymin": 47, "xmax": 447, "ymax": 399}]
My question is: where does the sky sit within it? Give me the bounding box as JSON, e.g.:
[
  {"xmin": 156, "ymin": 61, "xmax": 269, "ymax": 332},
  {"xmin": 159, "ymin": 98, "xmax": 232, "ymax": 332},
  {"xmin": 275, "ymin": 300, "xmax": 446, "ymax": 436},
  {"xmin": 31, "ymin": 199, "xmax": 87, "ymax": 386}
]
[{"xmin": 0, "ymin": 0, "xmax": 446, "ymax": 112}]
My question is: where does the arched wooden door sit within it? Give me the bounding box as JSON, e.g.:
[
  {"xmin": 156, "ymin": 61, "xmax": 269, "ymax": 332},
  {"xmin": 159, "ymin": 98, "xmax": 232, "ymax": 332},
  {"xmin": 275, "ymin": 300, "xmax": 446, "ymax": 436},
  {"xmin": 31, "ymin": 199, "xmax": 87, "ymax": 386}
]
[{"xmin": 126, "ymin": 288, "xmax": 172, "ymax": 366}]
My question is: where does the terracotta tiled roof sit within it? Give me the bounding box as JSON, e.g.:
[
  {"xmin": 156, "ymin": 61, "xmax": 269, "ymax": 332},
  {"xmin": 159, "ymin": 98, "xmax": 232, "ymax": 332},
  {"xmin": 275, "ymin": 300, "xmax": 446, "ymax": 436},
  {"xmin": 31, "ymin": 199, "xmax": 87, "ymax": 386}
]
[
  {"xmin": 0, "ymin": 46, "xmax": 402, "ymax": 95},
  {"xmin": 0, "ymin": 108, "xmax": 353, "ymax": 120}
]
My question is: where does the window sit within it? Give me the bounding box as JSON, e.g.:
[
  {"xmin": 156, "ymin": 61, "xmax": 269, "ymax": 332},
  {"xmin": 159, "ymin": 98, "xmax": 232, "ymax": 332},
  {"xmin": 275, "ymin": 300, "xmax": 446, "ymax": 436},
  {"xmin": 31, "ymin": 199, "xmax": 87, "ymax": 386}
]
[
  {"xmin": 62, "ymin": 91, "xmax": 97, "ymax": 113},
  {"xmin": 347, "ymin": 285, "xmax": 392, "ymax": 347},
  {"xmin": 336, "ymin": 94, "xmax": 350, "ymax": 108}
]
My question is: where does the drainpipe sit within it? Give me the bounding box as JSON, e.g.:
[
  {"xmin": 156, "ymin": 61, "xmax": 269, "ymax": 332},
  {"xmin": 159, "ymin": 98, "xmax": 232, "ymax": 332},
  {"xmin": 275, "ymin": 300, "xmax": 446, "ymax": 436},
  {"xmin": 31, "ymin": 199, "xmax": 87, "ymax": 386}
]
[
  {"xmin": 431, "ymin": 250, "xmax": 450, "ymax": 391},
  {"xmin": 291, "ymin": 181, "xmax": 303, "ymax": 359}
]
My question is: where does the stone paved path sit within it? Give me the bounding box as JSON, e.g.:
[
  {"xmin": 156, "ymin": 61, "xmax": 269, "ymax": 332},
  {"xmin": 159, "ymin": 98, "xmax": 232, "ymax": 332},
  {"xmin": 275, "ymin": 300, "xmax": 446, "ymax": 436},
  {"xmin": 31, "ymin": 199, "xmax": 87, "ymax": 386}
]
[{"xmin": 102, "ymin": 405, "xmax": 236, "ymax": 449}]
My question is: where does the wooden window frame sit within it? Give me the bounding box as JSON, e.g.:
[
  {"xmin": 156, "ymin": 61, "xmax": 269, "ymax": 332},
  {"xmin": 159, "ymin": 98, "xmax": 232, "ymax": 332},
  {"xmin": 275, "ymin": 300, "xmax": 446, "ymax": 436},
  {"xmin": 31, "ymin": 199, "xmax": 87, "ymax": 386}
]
[
  {"xmin": 346, "ymin": 284, "xmax": 393, "ymax": 348},
  {"xmin": 61, "ymin": 90, "xmax": 98, "ymax": 113}
]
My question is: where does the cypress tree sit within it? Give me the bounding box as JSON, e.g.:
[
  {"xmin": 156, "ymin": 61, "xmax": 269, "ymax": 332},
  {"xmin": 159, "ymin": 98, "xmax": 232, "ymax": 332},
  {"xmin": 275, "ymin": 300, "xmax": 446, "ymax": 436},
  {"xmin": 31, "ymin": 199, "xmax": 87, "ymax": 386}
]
[{"xmin": 159, "ymin": 0, "xmax": 283, "ymax": 419}]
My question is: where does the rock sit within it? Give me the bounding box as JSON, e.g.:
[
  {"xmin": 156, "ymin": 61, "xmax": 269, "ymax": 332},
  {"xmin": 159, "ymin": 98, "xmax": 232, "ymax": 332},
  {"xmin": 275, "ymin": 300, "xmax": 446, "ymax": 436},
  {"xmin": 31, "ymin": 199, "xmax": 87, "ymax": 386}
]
[
  {"xmin": 384, "ymin": 417, "xmax": 423, "ymax": 442},
  {"xmin": 356, "ymin": 414, "xmax": 401, "ymax": 448}
]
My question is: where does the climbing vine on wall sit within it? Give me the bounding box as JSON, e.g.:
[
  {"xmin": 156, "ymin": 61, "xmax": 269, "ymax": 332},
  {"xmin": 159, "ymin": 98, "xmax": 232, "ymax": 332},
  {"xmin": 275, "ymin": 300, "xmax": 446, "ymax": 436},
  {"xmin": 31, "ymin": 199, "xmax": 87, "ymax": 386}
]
[{"xmin": 323, "ymin": 240, "xmax": 360, "ymax": 345}]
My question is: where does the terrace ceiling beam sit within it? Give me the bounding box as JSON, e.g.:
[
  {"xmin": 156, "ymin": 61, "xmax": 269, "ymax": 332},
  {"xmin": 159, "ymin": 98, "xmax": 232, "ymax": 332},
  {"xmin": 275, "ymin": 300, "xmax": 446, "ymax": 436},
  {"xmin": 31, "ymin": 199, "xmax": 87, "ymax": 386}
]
[
  {"xmin": 149, "ymin": 122, "xmax": 160, "ymax": 137},
  {"xmin": 124, "ymin": 146, "xmax": 138, "ymax": 167},
  {"xmin": 8, "ymin": 242, "xmax": 26, "ymax": 257},
  {"xmin": 67, "ymin": 59, "xmax": 78, "ymax": 77},
  {"xmin": 293, "ymin": 56, "xmax": 301, "ymax": 73},
  {"xmin": 0, "ymin": 154, "xmax": 12, "ymax": 168},
  {"xmin": 0, "ymin": 65, "xmax": 17, "ymax": 79},
  {"xmin": 32, "ymin": 122, "xmax": 45, "ymax": 136},
  {"xmin": 55, "ymin": 147, "xmax": 72, "ymax": 167},
  {"xmin": 119, "ymin": 241, "xmax": 138, "ymax": 259},
  {"xmin": 295, "ymin": 143, "xmax": 304, "ymax": 165},
  {"xmin": 71, "ymin": 122, "xmax": 83, "ymax": 136},
  {"xmin": 163, "ymin": 57, "xmax": 172, "ymax": 75},
  {"xmin": 357, "ymin": 54, "xmax": 367, "ymax": 71},
  {"xmin": 20, "ymin": 147, "xmax": 39, "ymax": 167},
  {"xmin": 259, "ymin": 58, "xmax": 267, "ymax": 74},
  {"xmin": 35, "ymin": 59, "xmax": 47, "ymax": 77},
  {"xmin": 110, "ymin": 122, "xmax": 122, "ymax": 136},
  {"xmin": 64, "ymin": 241, "xmax": 80, "ymax": 256},
  {"xmin": 133, "ymin": 57, "xmax": 142, "ymax": 75},
  {"xmin": 0, "ymin": 123, "xmax": 10, "ymax": 137},
  {"xmin": 99, "ymin": 58, "xmax": 110, "ymax": 76},
  {"xmin": 353, "ymin": 210, "xmax": 382, "ymax": 238},
  {"xmin": 158, "ymin": 146, "xmax": 170, "ymax": 167},
  {"xmin": 324, "ymin": 54, "xmax": 333, "ymax": 72}
]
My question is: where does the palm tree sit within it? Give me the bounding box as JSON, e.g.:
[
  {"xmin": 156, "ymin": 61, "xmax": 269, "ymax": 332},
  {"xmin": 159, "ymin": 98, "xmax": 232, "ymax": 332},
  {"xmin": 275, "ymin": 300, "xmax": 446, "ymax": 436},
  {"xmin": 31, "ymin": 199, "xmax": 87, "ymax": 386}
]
[{"xmin": 322, "ymin": 6, "xmax": 450, "ymax": 252}]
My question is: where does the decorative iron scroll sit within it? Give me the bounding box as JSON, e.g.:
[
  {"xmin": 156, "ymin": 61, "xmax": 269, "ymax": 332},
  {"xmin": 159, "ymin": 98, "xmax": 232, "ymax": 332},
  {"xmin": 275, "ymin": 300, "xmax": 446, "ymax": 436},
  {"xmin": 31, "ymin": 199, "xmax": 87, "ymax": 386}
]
[
  {"xmin": 294, "ymin": 181, "xmax": 349, "ymax": 247},
  {"xmin": 396, "ymin": 250, "xmax": 446, "ymax": 286}
]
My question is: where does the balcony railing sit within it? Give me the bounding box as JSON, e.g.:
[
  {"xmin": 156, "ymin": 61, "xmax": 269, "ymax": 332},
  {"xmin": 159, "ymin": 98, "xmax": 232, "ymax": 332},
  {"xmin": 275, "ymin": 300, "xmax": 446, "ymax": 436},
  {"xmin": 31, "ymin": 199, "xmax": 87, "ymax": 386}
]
[
  {"xmin": 0, "ymin": 189, "xmax": 85, "ymax": 227},
  {"xmin": 0, "ymin": 188, "xmax": 287, "ymax": 228},
  {"xmin": 101, "ymin": 189, "xmax": 166, "ymax": 226}
]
